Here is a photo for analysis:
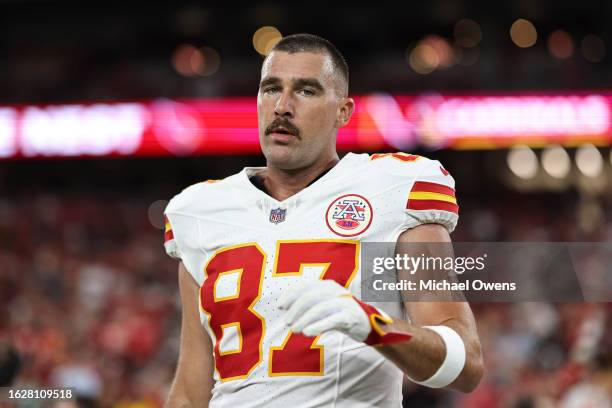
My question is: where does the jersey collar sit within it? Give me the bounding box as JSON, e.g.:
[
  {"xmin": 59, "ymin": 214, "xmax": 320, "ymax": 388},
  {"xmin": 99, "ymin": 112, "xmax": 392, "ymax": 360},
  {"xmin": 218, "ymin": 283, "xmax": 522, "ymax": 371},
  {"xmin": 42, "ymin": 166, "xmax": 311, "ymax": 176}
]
[{"xmin": 240, "ymin": 152, "xmax": 360, "ymax": 205}]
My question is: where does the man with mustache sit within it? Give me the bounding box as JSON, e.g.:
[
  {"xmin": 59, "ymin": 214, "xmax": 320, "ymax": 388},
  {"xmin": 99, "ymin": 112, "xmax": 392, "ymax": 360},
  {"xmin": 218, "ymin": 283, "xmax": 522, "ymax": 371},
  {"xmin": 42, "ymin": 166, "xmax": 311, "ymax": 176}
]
[{"xmin": 164, "ymin": 34, "xmax": 483, "ymax": 407}]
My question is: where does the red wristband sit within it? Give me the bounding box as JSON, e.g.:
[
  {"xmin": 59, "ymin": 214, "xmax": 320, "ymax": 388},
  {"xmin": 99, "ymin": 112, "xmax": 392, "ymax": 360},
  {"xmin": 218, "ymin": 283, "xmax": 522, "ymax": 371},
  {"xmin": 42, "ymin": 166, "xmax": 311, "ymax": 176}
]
[{"xmin": 353, "ymin": 297, "xmax": 413, "ymax": 346}]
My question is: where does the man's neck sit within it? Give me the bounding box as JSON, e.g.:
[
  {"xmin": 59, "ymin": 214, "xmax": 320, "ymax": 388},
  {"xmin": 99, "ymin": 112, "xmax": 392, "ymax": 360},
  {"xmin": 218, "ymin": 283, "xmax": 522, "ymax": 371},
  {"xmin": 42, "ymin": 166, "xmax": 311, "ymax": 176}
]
[{"xmin": 261, "ymin": 155, "xmax": 340, "ymax": 201}]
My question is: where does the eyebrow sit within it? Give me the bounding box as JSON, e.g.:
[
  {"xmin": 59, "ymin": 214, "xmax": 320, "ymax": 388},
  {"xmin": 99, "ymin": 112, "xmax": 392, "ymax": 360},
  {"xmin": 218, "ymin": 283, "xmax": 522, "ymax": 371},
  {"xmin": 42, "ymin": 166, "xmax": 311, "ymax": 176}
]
[
  {"xmin": 293, "ymin": 78, "xmax": 324, "ymax": 91},
  {"xmin": 259, "ymin": 77, "xmax": 280, "ymax": 88},
  {"xmin": 259, "ymin": 77, "xmax": 325, "ymax": 92}
]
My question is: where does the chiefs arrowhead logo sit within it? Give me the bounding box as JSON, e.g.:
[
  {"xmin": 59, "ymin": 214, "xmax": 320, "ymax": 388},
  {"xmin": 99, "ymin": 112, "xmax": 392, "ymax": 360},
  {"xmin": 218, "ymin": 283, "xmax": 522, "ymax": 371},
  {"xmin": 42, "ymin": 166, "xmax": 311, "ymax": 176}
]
[{"xmin": 325, "ymin": 194, "xmax": 373, "ymax": 237}]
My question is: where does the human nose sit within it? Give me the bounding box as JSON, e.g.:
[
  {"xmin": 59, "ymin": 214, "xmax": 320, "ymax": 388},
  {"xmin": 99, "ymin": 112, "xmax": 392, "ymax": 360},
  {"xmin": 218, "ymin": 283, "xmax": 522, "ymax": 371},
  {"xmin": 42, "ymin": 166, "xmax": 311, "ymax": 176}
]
[{"xmin": 274, "ymin": 90, "xmax": 294, "ymax": 118}]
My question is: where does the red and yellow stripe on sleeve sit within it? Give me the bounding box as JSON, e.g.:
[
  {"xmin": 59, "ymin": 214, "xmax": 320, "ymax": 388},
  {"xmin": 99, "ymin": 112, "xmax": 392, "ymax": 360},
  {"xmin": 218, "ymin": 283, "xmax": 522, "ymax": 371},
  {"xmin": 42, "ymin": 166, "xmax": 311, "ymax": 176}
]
[
  {"xmin": 164, "ymin": 215, "xmax": 174, "ymax": 242},
  {"xmin": 407, "ymin": 181, "xmax": 458, "ymax": 214}
]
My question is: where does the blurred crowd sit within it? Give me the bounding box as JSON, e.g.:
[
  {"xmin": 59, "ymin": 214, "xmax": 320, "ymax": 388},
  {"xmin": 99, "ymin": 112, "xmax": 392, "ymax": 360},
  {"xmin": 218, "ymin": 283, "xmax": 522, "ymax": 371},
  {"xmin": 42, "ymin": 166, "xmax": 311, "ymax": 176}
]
[
  {"xmin": 0, "ymin": 194, "xmax": 178, "ymax": 407},
  {"xmin": 0, "ymin": 188, "xmax": 610, "ymax": 407}
]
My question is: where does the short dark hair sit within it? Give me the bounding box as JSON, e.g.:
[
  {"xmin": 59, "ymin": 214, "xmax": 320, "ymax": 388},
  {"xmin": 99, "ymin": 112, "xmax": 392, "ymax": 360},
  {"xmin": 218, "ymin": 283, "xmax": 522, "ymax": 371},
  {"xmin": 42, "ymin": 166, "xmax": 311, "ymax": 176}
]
[{"xmin": 270, "ymin": 33, "xmax": 349, "ymax": 95}]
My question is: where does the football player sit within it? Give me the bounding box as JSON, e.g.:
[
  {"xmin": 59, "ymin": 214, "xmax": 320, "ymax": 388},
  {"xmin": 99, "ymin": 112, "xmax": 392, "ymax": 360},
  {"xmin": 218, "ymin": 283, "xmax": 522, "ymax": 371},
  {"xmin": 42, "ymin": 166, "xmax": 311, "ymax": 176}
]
[{"xmin": 164, "ymin": 34, "xmax": 483, "ymax": 407}]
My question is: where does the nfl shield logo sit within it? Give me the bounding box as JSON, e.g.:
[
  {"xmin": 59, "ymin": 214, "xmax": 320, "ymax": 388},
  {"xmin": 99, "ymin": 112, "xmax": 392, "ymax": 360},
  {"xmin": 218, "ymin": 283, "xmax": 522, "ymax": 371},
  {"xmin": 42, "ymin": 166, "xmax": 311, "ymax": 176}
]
[{"xmin": 269, "ymin": 208, "xmax": 286, "ymax": 224}]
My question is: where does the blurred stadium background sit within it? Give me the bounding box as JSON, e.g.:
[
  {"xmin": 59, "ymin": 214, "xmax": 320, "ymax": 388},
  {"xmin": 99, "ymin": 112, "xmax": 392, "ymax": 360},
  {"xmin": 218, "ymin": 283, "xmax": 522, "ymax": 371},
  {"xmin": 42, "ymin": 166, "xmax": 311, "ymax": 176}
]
[{"xmin": 1, "ymin": 0, "xmax": 611, "ymax": 407}]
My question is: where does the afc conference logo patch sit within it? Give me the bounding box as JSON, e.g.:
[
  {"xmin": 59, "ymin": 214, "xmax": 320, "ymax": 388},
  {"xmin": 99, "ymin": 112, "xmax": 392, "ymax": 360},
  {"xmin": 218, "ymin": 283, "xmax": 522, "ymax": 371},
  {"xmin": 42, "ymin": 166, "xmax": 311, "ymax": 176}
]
[
  {"xmin": 269, "ymin": 207, "xmax": 286, "ymax": 224},
  {"xmin": 325, "ymin": 194, "xmax": 373, "ymax": 237}
]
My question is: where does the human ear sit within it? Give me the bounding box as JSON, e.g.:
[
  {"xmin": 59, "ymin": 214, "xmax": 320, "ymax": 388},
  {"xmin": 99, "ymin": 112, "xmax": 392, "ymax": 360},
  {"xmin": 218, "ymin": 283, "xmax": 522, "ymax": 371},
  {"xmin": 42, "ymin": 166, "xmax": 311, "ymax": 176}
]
[{"xmin": 336, "ymin": 97, "xmax": 355, "ymax": 128}]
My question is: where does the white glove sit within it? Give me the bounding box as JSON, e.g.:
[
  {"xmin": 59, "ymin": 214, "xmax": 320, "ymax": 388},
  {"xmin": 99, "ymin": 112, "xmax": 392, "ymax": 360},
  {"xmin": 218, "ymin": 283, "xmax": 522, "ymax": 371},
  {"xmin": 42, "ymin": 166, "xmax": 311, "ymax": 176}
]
[{"xmin": 278, "ymin": 280, "xmax": 372, "ymax": 342}]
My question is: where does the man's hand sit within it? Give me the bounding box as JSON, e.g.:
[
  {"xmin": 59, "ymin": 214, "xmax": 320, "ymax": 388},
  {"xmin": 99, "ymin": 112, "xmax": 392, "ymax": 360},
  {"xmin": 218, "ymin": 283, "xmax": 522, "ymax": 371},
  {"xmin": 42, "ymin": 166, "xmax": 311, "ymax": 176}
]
[
  {"xmin": 279, "ymin": 280, "xmax": 412, "ymax": 345},
  {"xmin": 279, "ymin": 280, "xmax": 370, "ymax": 341}
]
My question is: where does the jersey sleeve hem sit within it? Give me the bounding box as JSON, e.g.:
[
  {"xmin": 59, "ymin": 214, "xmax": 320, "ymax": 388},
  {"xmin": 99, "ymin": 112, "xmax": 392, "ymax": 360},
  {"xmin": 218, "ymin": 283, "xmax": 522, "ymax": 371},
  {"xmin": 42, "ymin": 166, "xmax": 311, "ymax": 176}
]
[
  {"xmin": 163, "ymin": 210, "xmax": 206, "ymax": 285},
  {"xmin": 399, "ymin": 159, "xmax": 460, "ymax": 234}
]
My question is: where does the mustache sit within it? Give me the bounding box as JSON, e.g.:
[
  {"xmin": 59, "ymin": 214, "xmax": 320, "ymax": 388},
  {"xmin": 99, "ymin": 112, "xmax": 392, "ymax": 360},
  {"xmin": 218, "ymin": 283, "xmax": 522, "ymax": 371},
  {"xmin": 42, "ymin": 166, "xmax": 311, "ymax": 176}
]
[{"xmin": 265, "ymin": 118, "xmax": 301, "ymax": 138}]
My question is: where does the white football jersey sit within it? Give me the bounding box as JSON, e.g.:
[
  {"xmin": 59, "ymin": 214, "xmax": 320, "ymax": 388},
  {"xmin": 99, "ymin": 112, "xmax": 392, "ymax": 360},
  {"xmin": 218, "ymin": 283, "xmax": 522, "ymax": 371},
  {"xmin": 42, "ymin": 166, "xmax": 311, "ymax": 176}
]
[{"xmin": 164, "ymin": 152, "xmax": 459, "ymax": 408}]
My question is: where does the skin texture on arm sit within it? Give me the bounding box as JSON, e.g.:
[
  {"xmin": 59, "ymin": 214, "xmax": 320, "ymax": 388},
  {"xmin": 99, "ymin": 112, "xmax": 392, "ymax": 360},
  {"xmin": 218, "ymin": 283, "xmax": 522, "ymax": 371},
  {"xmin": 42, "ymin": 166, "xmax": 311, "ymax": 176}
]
[
  {"xmin": 373, "ymin": 224, "xmax": 484, "ymax": 392},
  {"xmin": 166, "ymin": 263, "xmax": 214, "ymax": 407}
]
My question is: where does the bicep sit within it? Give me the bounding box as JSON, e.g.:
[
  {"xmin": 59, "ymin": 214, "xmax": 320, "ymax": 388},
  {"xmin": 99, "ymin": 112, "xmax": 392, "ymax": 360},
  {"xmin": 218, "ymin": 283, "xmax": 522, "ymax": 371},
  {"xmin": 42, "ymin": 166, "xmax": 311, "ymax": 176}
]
[{"xmin": 167, "ymin": 263, "xmax": 214, "ymax": 406}]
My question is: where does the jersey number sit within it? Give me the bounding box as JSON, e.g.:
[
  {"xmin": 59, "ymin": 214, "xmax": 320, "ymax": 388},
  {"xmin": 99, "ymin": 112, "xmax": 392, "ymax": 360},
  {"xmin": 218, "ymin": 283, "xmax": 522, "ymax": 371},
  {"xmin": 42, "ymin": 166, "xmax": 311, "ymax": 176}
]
[{"xmin": 200, "ymin": 240, "xmax": 359, "ymax": 381}]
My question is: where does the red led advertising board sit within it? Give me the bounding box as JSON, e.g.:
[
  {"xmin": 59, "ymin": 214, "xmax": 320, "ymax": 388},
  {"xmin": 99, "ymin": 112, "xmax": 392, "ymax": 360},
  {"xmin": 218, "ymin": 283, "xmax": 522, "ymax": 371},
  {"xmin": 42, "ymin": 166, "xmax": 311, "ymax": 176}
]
[{"xmin": 0, "ymin": 93, "xmax": 609, "ymax": 159}]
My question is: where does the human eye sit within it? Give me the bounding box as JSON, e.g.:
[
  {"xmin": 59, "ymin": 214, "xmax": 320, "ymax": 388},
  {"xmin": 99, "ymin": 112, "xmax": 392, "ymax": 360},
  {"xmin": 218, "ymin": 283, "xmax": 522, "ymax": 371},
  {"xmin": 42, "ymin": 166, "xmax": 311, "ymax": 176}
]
[
  {"xmin": 297, "ymin": 88, "xmax": 316, "ymax": 96},
  {"xmin": 262, "ymin": 86, "xmax": 280, "ymax": 95}
]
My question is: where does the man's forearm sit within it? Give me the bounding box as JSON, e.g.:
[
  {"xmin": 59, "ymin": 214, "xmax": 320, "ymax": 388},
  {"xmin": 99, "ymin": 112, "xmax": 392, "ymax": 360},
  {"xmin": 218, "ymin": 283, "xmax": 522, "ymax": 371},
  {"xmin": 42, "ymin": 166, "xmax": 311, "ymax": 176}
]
[
  {"xmin": 166, "ymin": 375, "xmax": 212, "ymax": 408},
  {"xmin": 373, "ymin": 318, "xmax": 483, "ymax": 393}
]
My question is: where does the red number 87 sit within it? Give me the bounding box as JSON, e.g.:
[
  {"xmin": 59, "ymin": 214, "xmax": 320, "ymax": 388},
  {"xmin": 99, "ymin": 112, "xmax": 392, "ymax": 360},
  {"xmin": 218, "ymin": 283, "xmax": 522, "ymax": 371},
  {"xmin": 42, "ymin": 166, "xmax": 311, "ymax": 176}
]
[{"xmin": 199, "ymin": 240, "xmax": 359, "ymax": 382}]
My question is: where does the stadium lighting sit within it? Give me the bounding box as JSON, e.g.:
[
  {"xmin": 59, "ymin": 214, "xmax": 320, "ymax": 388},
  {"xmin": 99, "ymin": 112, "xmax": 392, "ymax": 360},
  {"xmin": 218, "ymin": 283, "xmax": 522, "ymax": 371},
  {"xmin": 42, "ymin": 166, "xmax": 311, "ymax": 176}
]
[
  {"xmin": 253, "ymin": 26, "xmax": 282, "ymax": 56},
  {"xmin": 408, "ymin": 44, "xmax": 440, "ymax": 74},
  {"xmin": 427, "ymin": 36, "xmax": 454, "ymax": 67},
  {"xmin": 454, "ymin": 19, "xmax": 482, "ymax": 48},
  {"xmin": 189, "ymin": 48, "xmax": 205, "ymax": 75},
  {"xmin": 197, "ymin": 47, "xmax": 221, "ymax": 76},
  {"xmin": 507, "ymin": 145, "xmax": 538, "ymax": 179},
  {"xmin": 172, "ymin": 44, "xmax": 199, "ymax": 77},
  {"xmin": 408, "ymin": 36, "xmax": 455, "ymax": 73},
  {"xmin": 510, "ymin": 19, "xmax": 537, "ymax": 48},
  {"xmin": 541, "ymin": 145, "xmax": 570, "ymax": 178},
  {"xmin": 575, "ymin": 144, "xmax": 603, "ymax": 177},
  {"xmin": 548, "ymin": 30, "xmax": 574, "ymax": 59}
]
